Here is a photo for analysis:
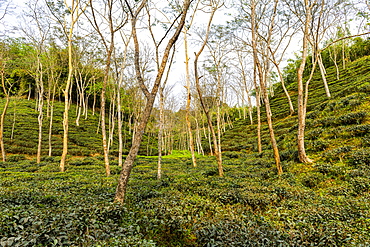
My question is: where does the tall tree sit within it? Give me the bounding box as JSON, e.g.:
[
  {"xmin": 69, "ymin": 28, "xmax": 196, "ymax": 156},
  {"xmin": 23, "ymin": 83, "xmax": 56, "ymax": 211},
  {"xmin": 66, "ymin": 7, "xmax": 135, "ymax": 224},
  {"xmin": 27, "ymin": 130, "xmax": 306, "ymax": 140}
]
[
  {"xmin": 203, "ymin": 24, "xmax": 232, "ymax": 173},
  {"xmin": 193, "ymin": 0, "xmax": 224, "ymax": 177},
  {"xmin": 183, "ymin": 0, "xmax": 201, "ymax": 168},
  {"xmin": 87, "ymin": 0, "xmax": 129, "ymax": 176},
  {"xmin": 234, "ymin": 46, "xmax": 254, "ymax": 124},
  {"xmin": 288, "ymin": 0, "xmax": 315, "ymax": 164},
  {"xmin": 59, "ymin": 0, "xmax": 87, "ymax": 172},
  {"xmin": 21, "ymin": 0, "xmax": 52, "ymax": 163},
  {"xmin": 249, "ymin": 0, "xmax": 282, "ymax": 174},
  {"xmin": 286, "ymin": 0, "xmax": 355, "ymax": 163},
  {"xmin": 114, "ymin": 0, "xmax": 192, "ymax": 204},
  {"xmin": 0, "ymin": 41, "xmax": 13, "ymax": 162}
]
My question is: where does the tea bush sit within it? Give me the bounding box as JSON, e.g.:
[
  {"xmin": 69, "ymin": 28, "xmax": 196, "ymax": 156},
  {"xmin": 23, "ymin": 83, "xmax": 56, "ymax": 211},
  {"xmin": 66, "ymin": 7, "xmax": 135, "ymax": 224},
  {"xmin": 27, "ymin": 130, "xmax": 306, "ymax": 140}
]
[
  {"xmin": 1, "ymin": 153, "xmax": 370, "ymax": 246},
  {"xmin": 348, "ymin": 148, "xmax": 370, "ymax": 167}
]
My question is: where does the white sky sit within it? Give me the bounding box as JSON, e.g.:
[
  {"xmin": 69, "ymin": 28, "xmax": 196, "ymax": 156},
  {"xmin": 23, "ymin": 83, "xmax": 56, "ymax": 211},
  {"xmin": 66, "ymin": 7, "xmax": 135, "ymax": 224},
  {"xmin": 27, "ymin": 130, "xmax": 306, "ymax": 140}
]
[{"xmin": 2, "ymin": 0, "xmax": 368, "ymax": 109}]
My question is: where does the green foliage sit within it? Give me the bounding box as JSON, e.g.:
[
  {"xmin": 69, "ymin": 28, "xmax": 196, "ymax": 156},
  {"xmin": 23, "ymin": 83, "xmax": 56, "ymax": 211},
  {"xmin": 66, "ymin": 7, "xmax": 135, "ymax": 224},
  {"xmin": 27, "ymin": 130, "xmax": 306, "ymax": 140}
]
[
  {"xmin": 0, "ymin": 97, "xmax": 158, "ymax": 158},
  {"xmin": 1, "ymin": 152, "xmax": 370, "ymax": 246},
  {"xmin": 1, "ymin": 36, "xmax": 370, "ymax": 247},
  {"xmin": 348, "ymin": 148, "xmax": 370, "ymax": 167}
]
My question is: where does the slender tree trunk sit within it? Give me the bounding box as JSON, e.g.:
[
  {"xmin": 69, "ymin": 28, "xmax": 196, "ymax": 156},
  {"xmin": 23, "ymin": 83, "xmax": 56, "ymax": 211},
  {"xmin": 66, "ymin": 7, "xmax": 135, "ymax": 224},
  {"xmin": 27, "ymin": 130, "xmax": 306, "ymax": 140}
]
[
  {"xmin": 194, "ymin": 117, "xmax": 204, "ymax": 155},
  {"xmin": 194, "ymin": 64, "xmax": 223, "ymax": 176},
  {"xmin": 318, "ymin": 53, "xmax": 331, "ymax": 98},
  {"xmin": 157, "ymin": 88, "xmax": 164, "ymax": 180},
  {"xmin": 115, "ymin": 0, "xmax": 191, "ymax": 204},
  {"xmin": 101, "ymin": 71, "xmax": 111, "ymax": 176},
  {"xmin": 329, "ymin": 46, "xmax": 340, "ymax": 80},
  {"xmin": 216, "ymin": 103, "xmax": 222, "ymax": 156},
  {"xmin": 48, "ymin": 87, "xmax": 55, "ymax": 156},
  {"xmin": 36, "ymin": 58, "xmax": 44, "ymax": 164},
  {"xmin": 117, "ymin": 88, "xmax": 123, "ymax": 166},
  {"xmin": 10, "ymin": 100, "xmax": 16, "ymax": 140},
  {"xmin": 60, "ymin": 39, "xmax": 73, "ymax": 172},
  {"xmin": 253, "ymin": 66, "xmax": 262, "ymax": 153},
  {"xmin": 0, "ymin": 95, "xmax": 10, "ymax": 162},
  {"xmin": 36, "ymin": 85, "xmax": 44, "ymax": 163},
  {"xmin": 99, "ymin": 36, "xmax": 115, "ymax": 176},
  {"xmin": 60, "ymin": 0, "xmax": 84, "ymax": 172},
  {"xmin": 92, "ymin": 83, "xmax": 96, "ymax": 116},
  {"xmin": 297, "ymin": 0, "xmax": 313, "ymax": 164},
  {"xmin": 108, "ymin": 95, "xmax": 116, "ymax": 152},
  {"xmin": 192, "ymin": 3, "xmax": 223, "ymax": 176},
  {"xmin": 342, "ymin": 41, "xmax": 346, "ymax": 69},
  {"xmin": 184, "ymin": 31, "xmax": 197, "ymax": 167},
  {"xmin": 207, "ymin": 126, "xmax": 213, "ymax": 156},
  {"xmin": 250, "ymin": 0, "xmax": 282, "ymax": 174},
  {"xmin": 260, "ymin": 78, "xmax": 282, "ymax": 174}
]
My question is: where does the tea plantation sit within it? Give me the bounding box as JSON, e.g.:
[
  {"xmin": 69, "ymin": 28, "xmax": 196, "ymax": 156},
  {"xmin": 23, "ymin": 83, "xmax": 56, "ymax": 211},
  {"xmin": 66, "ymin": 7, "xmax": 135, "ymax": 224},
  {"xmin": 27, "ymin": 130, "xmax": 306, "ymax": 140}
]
[{"xmin": 1, "ymin": 56, "xmax": 370, "ymax": 246}]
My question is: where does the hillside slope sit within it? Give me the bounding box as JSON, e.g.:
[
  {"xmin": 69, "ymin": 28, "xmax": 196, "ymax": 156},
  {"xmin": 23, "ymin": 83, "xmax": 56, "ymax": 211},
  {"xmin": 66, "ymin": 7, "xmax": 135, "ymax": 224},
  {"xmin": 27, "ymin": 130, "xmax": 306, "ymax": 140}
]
[
  {"xmin": 0, "ymin": 57, "xmax": 369, "ymax": 247},
  {"xmin": 0, "ymin": 99, "xmax": 157, "ymax": 158},
  {"xmin": 222, "ymin": 55, "xmax": 370, "ymax": 168}
]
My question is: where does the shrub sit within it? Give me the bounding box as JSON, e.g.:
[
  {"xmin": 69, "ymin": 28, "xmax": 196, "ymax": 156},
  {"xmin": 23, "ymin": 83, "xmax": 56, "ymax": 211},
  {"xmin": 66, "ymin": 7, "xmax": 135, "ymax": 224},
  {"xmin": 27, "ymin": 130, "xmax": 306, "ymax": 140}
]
[
  {"xmin": 280, "ymin": 149, "xmax": 299, "ymax": 162},
  {"xmin": 307, "ymin": 139, "xmax": 329, "ymax": 152},
  {"xmin": 6, "ymin": 154, "xmax": 26, "ymax": 162},
  {"xmin": 347, "ymin": 124, "xmax": 370, "ymax": 137},
  {"xmin": 362, "ymin": 135, "xmax": 370, "ymax": 147},
  {"xmin": 319, "ymin": 116, "xmax": 336, "ymax": 127},
  {"xmin": 193, "ymin": 218, "xmax": 288, "ymax": 247},
  {"xmin": 223, "ymin": 151, "xmax": 241, "ymax": 159},
  {"xmin": 249, "ymin": 158, "xmax": 273, "ymax": 168},
  {"xmin": 350, "ymin": 177, "xmax": 370, "ymax": 194},
  {"xmin": 358, "ymin": 83, "xmax": 370, "ymax": 93},
  {"xmin": 306, "ymin": 110, "xmax": 319, "ymax": 119},
  {"xmin": 314, "ymin": 163, "xmax": 345, "ymax": 177},
  {"xmin": 323, "ymin": 146, "xmax": 353, "ymax": 162},
  {"xmin": 348, "ymin": 148, "xmax": 370, "ymax": 167},
  {"xmin": 306, "ymin": 128, "xmax": 324, "ymax": 140},
  {"xmin": 69, "ymin": 157, "xmax": 97, "ymax": 167},
  {"xmin": 300, "ymin": 172, "xmax": 326, "ymax": 188},
  {"xmin": 337, "ymin": 111, "xmax": 367, "ymax": 125}
]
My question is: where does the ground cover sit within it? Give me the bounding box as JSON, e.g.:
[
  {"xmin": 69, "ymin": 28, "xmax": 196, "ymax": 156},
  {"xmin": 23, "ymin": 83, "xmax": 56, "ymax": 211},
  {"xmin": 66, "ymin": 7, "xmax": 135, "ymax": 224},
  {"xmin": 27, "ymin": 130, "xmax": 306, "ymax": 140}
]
[
  {"xmin": 0, "ymin": 153, "xmax": 369, "ymax": 246},
  {"xmin": 1, "ymin": 55, "xmax": 370, "ymax": 247}
]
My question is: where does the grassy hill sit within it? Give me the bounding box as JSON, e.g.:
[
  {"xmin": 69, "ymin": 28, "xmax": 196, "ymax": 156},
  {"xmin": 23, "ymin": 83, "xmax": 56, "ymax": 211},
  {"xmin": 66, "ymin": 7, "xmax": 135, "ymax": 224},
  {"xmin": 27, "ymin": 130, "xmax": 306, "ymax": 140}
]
[
  {"xmin": 0, "ymin": 57, "xmax": 369, "ymax": 246},
  {"xmin": 1, "ymin": 99, "xmax": 103, "ymax": 157},
  {"xmin": 222, "ymin": 55, "xmax": 370, "ymax": 166},
  {"xmin": 0, "ymin": 98, "xmax": 158, "ymax": 159}
]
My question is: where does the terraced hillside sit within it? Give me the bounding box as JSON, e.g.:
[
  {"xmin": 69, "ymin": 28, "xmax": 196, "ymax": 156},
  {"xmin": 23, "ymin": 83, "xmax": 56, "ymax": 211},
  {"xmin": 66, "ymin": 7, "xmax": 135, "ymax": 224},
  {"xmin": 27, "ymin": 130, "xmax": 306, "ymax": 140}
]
[
  {"xmin": 0, "ymin": 56, "xmax": 369, "ymax": 247},
  {"xmin": 222, "ymin": 55, "xmax": 370, "ymax": 168},
  {"xmin": 0, "ymin": 99, "xmax": 156, "ymax": 158}
]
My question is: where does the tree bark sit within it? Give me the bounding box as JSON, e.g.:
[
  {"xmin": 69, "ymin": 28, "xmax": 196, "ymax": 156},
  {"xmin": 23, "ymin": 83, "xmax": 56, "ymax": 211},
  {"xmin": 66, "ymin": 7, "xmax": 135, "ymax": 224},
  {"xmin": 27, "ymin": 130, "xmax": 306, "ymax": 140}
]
[
  {"xmin": 193, "ymin": 4, "xmax": 223, "ymax": 177},
  {"xmin": 157, "ymin": 88, "xmax": 164, "ymax": 180},
  {"xmin": 36, "ymin": 63, "xmax": 44, "ymax": 164},
  {"xmin": 318, "ymin": 53, "xmax": 331, "ymax": 98},
  {"xmin": 250, "ymin": 0, "xmax": 282, "ymax": 175},
  {"xmin": 114, "ymin": 0, "xmax": 191, "ymax": 204},
  {"xmin": 184, "ymin": 31, "xmax": 197, "ymax": 167},
  {"xmin": 60, "ymin": 36, "xmax": 73, "ymax": 172},
  {"xmin": 0, "ymin": 51, "xmax": 11, "ymax": 162},
  {"xmin": 297, "ymin": 0, "xmax": 313, "ymax": 164},
  {"xmin": 60, "ymin": 0, "xmax": 86, "ymax": 172},
  {"xmin": 253, "ymin": 66, "xmax": 262, "ymax": 154}
]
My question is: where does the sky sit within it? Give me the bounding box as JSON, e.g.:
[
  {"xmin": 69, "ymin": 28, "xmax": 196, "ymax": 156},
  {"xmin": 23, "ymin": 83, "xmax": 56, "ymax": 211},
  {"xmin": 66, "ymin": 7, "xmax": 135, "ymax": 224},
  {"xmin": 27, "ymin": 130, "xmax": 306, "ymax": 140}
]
[
  {"xmin": 3, "ymin": 0, "xmax": 367, "ymax": 109},
  {"xmin": 0, "ymin": 0, "xmax": 236, "ymax": 109}
]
